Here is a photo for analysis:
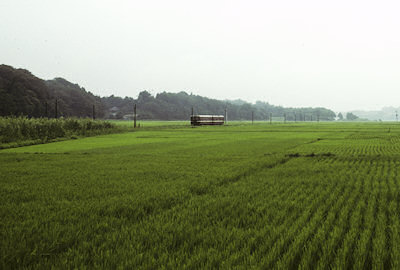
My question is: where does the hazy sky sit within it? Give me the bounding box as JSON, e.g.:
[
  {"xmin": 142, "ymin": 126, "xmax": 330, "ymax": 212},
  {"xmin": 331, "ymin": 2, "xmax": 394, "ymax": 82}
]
[{"xmin": 1, "ymin": 0, "xmax": 400, "ymax": 111}]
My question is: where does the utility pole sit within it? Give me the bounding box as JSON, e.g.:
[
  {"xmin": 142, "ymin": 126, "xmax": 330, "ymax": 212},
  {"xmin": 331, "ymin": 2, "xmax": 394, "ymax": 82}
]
[
  {"xmin": 55, "ymin": 99, "xmax": 58, "ymax": 119},
  {"xmin": 92, "ymin": 104, "xmax": 96, "ymax": 120},
  {"xmin": 134, "ymin": 103, "xmax": 137, "ymax": 128},
  {"xmin": 192, "ymin": 107, "xmax": 194, "ymax": 125},
  {"xmin": 224, "ymin": 107, "xmax": 227, "ymax": 124},
  {"xmin": 190, "ymin": 107, "xmax": 194, "ymax": 126}
]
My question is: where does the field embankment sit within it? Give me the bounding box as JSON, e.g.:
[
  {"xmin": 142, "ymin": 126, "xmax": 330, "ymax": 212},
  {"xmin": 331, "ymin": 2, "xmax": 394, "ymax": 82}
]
[{"xmin": 0, "ymin": 117, "xmax": 122, "ymax": 149}]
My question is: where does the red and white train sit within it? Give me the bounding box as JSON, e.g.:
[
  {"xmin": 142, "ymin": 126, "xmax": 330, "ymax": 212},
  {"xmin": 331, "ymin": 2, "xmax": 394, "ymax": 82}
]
[{"xmin": 190, "ymin": 115, "xmax": 224, "ymax": 126}]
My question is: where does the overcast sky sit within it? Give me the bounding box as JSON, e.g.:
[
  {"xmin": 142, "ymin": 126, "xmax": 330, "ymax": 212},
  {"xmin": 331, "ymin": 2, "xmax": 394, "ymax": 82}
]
[{"xmin": 1, "ymin": 0, "xmax": 399, "ymax": 111}]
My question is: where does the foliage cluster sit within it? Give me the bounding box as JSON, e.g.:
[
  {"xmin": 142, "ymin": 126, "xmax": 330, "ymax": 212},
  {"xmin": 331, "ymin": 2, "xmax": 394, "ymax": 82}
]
[
  {"xmin": 0, "ymin": 117, "xmax": 118, "ymax": 146},
  {"xmin": 46, "ymin": 78, "xmax": 105, "ymax": 118},
  {"xmin": 0, "ymin": 64, "xmax": 336, "ymax": 121},
  {"xmin": 0, "ymin": 65, "xmax": 104, "ymax": 118},
  {"xmin": 103, "ymin": 91, "xmax": 337, "ymax": 121},
  {"xmin": 346, "ymin": 112, "xmax": 359, "ymax": 120},
  {"xmin": 1, "ymin": 122, "xmax": 400, "ymax": 268},
  {"xmin": 0, "ymin": 65, "xmax": 50, "ymax": 117}
]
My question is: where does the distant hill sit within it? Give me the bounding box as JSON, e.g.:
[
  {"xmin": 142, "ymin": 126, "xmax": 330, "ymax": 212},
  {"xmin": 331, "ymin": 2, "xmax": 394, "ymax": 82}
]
[
  {"xmin": 0, "ymin": 64, "xmax": 337, "ymax": 121},
  {"xmin": 351, "ymin": 107, "xmax": 400, "ymax": 121},
  {"xmin": 102, "ymin": 91, "xmax": 336, "ymax": 121},
  {"xmin": 224, "ymin": 99, "xmax": 248, "ymax": 106},
  {"xmin": 0, "ymin": 65, "xmax": 104, "ymax": 118},
  {"xmin": 0, "ymin": 65, "xmax": 50, "ymax": 117},
  {"xmin": 46, "ymin": 78, "xmax": 104, "ymax": 118}
]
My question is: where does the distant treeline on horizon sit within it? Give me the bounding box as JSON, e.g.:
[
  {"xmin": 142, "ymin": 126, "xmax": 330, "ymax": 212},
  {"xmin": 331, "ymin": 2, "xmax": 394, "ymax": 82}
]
[{"xmin": 0, "ymin": 64, "xmax": 336, "ymax": 121}]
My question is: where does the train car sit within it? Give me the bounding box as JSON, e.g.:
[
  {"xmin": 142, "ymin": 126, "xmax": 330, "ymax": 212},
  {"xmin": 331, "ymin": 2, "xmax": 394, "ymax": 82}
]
[{"xmin": 190, "ymin": 115, "xmax": 224, "ymax": 126}]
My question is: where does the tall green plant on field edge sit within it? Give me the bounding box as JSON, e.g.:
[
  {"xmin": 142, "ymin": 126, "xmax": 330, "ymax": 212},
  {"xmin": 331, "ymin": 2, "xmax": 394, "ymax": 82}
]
[{"xmin": 0, "ymin": 117, "xmax": 119, "ymax": 147}]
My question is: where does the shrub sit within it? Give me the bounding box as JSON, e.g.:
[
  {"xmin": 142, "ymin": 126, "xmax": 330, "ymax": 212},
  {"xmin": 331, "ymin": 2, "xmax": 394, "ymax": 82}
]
[{"xmin": 0, "ymin": 117, "xmax": 119, "ymax": 145}]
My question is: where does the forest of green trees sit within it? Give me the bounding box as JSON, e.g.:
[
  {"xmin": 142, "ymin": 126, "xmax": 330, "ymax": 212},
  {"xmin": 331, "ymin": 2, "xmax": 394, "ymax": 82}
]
[
  {"xmin": 103, "ymin": 91, "xmax": 336, "ymax": 121},
  {"xmin": 0, "ymin": 65, "xmax": 104, "ymax": 118},
  {"xmin": 0, "ymin": 64, "xmax": 337, "ymax": 121}
]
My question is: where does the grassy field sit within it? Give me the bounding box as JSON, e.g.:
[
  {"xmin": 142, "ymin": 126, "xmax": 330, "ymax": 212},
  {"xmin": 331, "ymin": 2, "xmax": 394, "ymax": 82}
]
[
  {"xmin": 1, "ymin": 122, "xmax": 400, "ymax": 269},
  {"xmin": 110, "ymin": 120, "xmax": 188, "ymax": 127}
]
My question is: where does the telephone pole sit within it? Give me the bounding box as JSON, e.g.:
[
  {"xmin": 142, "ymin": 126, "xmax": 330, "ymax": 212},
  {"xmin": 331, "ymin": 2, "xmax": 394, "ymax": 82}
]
[
  {"xmin": 134, "ymin": 103, "xmax": 137, "ymax": 128},
  {"xmin": 55, "ymin": 99, "xmax": 58, "ymax": 119},
  {"xmin": 224, "ymin": 107, "xmax": 227, "ymax": 124}
]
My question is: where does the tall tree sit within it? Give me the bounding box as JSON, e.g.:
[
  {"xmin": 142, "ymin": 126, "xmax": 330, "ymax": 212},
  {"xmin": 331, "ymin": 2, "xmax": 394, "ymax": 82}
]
[{"xmin": 346, "ymin": 112, "xmax": 358, "ymax": 121}]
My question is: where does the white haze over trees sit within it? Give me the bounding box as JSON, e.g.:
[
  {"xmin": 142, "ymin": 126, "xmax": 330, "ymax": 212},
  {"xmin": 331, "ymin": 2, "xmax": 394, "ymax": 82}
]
[
  {"xmin": 350, "ymin": 107, "xmax": 400, "ymax": 121},
  {"xmin": 1, "ymin": 0, "xmax": 399, "ymax": 112}
]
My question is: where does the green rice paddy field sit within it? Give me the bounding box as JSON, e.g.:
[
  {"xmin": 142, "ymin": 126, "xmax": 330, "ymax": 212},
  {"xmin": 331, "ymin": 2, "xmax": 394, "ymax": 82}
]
[{"xmin": 1, "ymin": 122, "xmax": 400, "ymax": 269}]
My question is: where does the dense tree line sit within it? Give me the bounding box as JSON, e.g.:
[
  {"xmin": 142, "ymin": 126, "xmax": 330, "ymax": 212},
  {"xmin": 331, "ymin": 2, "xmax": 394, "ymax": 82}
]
[
  {"xmin": 102, "ymin": 91, "xmax": 336, "ymax": 121},
  {"xmin": 46, "ymin": 78, "xmax": 105, "ymax": 118},
  {"xmin": 101, "ymin": 95, "xmax": 135, "ymax": 119},
  {"xmin": 0, "ymin": 65, "xmax": 50, "ymax": 117},
  {"xmin": 1, "ymin": 64, "xmax": 336, "ymax": 120},
  {"xmin": 0, "ymin": 65, "xmax": 104, "ymax": 118}
]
